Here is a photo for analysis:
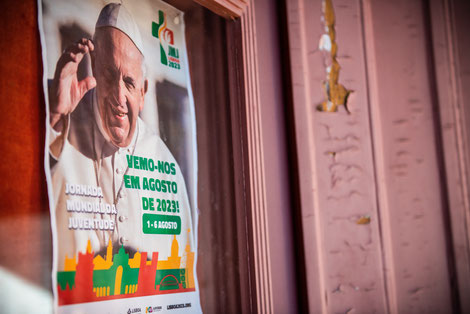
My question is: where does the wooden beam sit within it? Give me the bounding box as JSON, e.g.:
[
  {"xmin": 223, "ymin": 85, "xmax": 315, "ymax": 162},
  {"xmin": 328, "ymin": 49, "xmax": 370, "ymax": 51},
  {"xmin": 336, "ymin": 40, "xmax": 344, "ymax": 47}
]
[{"xmin": 193, "ymin": 0, "xmax": 248, "ymax": 19}]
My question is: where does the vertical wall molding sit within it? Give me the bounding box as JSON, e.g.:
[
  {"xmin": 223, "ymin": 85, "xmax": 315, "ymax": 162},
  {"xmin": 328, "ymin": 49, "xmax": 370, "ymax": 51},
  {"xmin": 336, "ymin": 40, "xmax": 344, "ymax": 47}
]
[
  {"xmin": 283, "ymin": 0, "xmax": 328, "ymax": 312},
  {"xmin": 360, "ymin": 1, "xmax": 397, "ymax": 312},
  {"xmin": 240, "ymin": 3, "xmax": 274, "ymax": 313},
  {"xmin": 429, "ymin": 0, "xmax": 470, "ymax": 311},
  {"xmin": 195, "ymin": 0, "xmax": 276, "ymax": 311}
]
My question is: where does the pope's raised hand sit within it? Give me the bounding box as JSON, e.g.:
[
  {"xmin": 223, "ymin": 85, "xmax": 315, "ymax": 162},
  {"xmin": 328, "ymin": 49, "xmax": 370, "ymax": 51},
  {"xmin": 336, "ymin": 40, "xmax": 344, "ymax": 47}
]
[{"xmin": 49, "ymin": 38, "xmax": 96, "ymax": 131}]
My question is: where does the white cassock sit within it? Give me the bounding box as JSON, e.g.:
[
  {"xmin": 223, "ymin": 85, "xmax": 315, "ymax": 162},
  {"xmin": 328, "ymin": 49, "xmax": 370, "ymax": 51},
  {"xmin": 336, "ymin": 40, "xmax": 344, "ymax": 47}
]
[{"xmin": 49, "ymin": 89, "xmax": 195, "ymax": 270}]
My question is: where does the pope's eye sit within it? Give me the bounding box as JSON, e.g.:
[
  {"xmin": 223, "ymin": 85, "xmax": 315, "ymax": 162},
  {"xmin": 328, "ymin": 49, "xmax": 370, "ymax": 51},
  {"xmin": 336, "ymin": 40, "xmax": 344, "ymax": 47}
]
[{"xmin": 124, "ymin": 77, "xmax": 136, "ymax": 90}]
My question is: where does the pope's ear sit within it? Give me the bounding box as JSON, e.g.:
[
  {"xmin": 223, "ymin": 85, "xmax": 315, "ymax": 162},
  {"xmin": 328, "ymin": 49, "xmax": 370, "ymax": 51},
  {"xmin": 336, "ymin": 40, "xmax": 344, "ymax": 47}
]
[{"xmin": 139, "ymin": 79, "xmax": 148, "ymax": 112}]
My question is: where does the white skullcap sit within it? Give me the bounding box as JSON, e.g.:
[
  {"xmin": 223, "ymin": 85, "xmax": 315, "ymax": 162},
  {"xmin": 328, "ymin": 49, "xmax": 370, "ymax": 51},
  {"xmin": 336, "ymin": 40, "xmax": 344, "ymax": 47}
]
[{"xmin": 95, "ymin": 3, "xmax": 144, "ymax": 56}]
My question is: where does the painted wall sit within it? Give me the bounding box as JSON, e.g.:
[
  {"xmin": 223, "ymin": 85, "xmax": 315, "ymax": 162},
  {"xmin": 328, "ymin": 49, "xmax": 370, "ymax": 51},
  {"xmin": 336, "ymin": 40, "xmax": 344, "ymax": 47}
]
[{"xmin": 285, "ymin": 0, "xmax": 470, "ymax": 312}]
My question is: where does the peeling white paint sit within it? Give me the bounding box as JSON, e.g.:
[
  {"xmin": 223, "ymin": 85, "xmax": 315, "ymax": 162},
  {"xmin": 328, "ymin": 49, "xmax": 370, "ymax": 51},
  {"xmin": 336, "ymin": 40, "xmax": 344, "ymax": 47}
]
[{"xmin": 319, "ymin": 33, "xmax": 332, "ymax": 52}]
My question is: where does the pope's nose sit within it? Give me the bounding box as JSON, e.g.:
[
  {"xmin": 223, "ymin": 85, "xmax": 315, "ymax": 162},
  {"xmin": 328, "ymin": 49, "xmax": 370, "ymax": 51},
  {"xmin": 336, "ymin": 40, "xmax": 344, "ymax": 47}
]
[{"xmin": 111, "ymin": 78, "xmax": 128, "ymax": 108}]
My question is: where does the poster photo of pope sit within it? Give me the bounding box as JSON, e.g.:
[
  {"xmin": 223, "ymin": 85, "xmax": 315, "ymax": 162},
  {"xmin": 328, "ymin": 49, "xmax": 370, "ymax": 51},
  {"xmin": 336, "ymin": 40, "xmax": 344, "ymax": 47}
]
[{"xmin": 40, "ymin": 0, "xmax": 199, "ymax": 301}]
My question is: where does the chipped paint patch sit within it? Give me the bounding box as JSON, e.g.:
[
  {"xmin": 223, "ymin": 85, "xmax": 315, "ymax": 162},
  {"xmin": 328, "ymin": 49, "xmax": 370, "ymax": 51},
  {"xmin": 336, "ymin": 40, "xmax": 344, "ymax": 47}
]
[
  {"xmin": 356, "ymin": 215, "xmax": 371, "ymax": 225},
  {"xmin": 317, "ymin": 0, "xmax": 352, "ymax": 113}
]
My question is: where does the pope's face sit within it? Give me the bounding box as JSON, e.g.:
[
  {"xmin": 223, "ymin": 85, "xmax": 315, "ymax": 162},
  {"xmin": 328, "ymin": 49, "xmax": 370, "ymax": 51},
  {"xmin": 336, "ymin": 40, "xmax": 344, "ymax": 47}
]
[{"xmin": 92, "ymin": 27, "xmax": 147, "ymax": 147}]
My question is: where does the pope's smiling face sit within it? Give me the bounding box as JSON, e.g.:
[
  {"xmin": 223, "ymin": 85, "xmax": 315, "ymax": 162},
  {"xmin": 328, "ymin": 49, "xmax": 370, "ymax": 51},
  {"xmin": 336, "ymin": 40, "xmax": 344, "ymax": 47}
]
[{"xmin": 92, "ymin": 27, "xmax": 147, "ymax": 148}]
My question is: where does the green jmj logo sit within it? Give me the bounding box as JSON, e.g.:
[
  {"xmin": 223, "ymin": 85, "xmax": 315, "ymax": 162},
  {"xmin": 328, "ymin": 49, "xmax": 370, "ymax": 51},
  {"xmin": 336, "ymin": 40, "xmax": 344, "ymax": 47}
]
[{"xmin": 152, "ymin": 10, "xmax": 180, "ymax": 69}]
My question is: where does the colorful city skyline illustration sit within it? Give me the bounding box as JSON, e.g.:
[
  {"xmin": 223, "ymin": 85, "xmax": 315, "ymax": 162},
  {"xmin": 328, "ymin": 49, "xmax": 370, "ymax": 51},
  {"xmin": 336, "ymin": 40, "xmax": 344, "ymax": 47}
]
[{"xmin": 57, "ymin": 231, "xmax": 195, "ymax": 305}]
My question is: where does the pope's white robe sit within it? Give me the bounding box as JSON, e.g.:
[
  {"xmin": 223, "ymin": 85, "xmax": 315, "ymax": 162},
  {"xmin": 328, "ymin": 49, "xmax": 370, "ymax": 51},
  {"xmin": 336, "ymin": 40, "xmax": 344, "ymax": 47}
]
[{"xmin": 49, "ymin": 90, "xmax": 195, "ymax": 270}]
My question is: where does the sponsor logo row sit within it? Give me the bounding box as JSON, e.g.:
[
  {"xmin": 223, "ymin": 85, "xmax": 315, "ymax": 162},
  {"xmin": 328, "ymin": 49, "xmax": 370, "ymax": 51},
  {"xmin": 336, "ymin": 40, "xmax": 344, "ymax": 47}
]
[{"xmin": 127, "ymin": 302, "xmax": 192, "ymax": 313}]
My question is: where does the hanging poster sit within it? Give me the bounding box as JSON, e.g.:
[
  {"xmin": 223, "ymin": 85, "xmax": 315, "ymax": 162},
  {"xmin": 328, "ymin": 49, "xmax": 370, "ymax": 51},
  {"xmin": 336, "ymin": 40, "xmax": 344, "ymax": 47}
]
[{"xmin": 38, "ymin": 0, "xmax": 200, "ymax": 312}]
